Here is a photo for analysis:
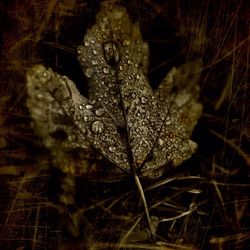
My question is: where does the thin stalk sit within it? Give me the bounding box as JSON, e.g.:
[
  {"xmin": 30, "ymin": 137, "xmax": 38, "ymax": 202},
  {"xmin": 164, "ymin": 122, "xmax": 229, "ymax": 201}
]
[{"xmin": 134, "ymin": 174, "xmax": 156, "ymax": 242}]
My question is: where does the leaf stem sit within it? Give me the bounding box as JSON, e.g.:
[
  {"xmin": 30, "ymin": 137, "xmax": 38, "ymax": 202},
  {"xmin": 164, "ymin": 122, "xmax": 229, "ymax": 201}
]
[{"xmin": 134, "ymin": 174, "xmax": 156, "ymax": 242}]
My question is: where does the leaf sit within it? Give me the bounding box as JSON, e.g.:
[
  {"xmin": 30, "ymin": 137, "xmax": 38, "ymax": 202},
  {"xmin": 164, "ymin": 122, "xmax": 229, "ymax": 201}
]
[
  {"xmin": 26, "ymin": 5, "xmax": 202, "ymax": 179},
  {"xmin": 26, "ymin": 4, "xmax": 203, "ymax": 240}
]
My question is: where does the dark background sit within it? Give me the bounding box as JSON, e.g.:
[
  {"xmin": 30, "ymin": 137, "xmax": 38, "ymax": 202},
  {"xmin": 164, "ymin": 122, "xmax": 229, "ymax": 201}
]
[{"xmin": 0, "ymin": 0, "xmax": 249, "ymax": 249}]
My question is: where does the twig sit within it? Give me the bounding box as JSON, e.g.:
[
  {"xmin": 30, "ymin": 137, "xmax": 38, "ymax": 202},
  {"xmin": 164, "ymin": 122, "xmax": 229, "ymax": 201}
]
[{"xmin": 210, "ymin": 130, "xmax": 250, "ymax": 166}]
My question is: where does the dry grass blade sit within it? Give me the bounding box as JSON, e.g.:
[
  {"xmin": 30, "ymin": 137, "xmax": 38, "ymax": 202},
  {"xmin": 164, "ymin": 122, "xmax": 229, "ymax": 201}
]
[{"xmin": 0, "ymin": 0, "xmax": 249, "ymax": 249}]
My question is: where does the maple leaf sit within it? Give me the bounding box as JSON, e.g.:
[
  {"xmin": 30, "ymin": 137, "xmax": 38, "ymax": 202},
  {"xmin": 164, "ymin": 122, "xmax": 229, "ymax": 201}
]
[{"xmin": 26, "ymin": 4, "xmax": 202, "ymax": 239}]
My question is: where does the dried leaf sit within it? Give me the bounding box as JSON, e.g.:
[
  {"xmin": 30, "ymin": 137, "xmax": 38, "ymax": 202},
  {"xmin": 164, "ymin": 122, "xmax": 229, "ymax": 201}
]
[{"xmin": 26, "ymin": 5, "xmax": 202, "ymax": 179}]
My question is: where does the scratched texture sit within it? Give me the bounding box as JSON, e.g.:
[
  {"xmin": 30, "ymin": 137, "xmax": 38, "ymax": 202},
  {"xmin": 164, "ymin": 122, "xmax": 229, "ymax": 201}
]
[{"xmin": 0, "ymin": 0, "xmax": 249, "ymax": 249}]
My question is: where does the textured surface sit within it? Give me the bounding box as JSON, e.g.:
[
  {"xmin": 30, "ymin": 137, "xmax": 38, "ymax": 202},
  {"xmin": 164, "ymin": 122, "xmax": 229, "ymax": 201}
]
[
  {"xmin": 26, "ymin": 5, "xmax": 202, "ymax": 178},
  {"xmin": 1, "ymin": 0, "xmax": 249, "ymax": 249}
]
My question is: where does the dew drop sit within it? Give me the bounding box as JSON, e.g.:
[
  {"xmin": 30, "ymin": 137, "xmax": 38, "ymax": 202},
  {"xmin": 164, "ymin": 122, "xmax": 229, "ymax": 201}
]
[
  {"xmin": 127, "ymin": 60, "xmax": 133, "ymax": 65},
  {"xmin": 119, "ymin": 65, "xmax": 123, "ymax": 71},
  {"xmin": 84, "ymin": 41, "xmax": 90, "ymax": 47},
  {"xmin": 78, "ymin": 104, "xmax": 84, "ymax": 110},
  {"xmin": 141, "ymin": 126, "xmax": 149, "ymax": 134},
  {"xmin": 158, "ymin": 138, "xmax": 164, "ymax": 146},
  {"xmin": 78, "ymin": 56, "xmax": 86, "ymax": 62},
  {"xmin": 83, "ymin": 116, "xmax": 89, "ymax": 122},
  {"xmin": 103, "ymin": 67, "xmax": 109, "ymax": 74},
  {"xmin": 108, "ymin": 146, "xmax": 116, "ymax": 153},
  {"xmin": 140, "ymin": 96, "xmax": 148, "ymax": 104},
  {"xmin": 85, "ymin": 68, "xmax": 94, "ymax": 78},
  {"xmin": 95, "ymin": 109, "xmax": 104, "ymax": 116},
  {"xmin": 91, "ymin": 60, "xmax": 98, "ymax": 65},
  {"xmin": 93, "ymin": 49, "xmax": 98, "ymax": 55},
  {"xmin": 86, "ymin": 104, "xmax": 92, "ymax": 110},
  {"xmin": 77, "ymin": 46, "xmax": 84, "ymax": 54},
  {"xmin": 165, "ymin": 118, "xmax": 171, "ymax": 125},
  {"xmin": 131, "ymin": 93, "xmax": 136, "ymax": 99},
  {"xmin": 91, "ymin": 121, "xmax": 104, "ymax": 134},
  {"xmin": 42, "ymin": 71, "xmax": 50, "ymax": 79}
]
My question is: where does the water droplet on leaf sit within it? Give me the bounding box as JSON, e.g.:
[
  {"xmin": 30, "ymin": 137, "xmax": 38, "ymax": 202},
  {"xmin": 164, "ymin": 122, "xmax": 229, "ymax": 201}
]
[
  {"xmin": 127, "ymin": 60, "xmax": 133, "ymax": 65},
  {"xmin": 85, "ymin": 68, "xmax": 94, "ymax": 78},
  {"xmin": 95, "ymin": 109, "xmax": 105, "ymax": 116},
  {"xmin": 91, "ymin": 120, "xmax": 104, "ymax": 133},
  {"xmin": 86, "ymin": 105, "xmax": 92, "ymax": 110},
  {"xmin": 109, "ymin": 146, "xmax": 116, "ymax": 152},
  {"xmin": 78, "ymin": 56, "xmax": 86, "ymax": 62},
  {"xmin": 103, "ymin": 67, "xmax": 109, "ymax": 74},
  {"xmin": 77, "ymin": 46, "xmax": 84, "ymax": 54},
  {"xmin": 158, "ymin": 138, "xmax": 164, "ymax": 146},
  {"xmin": 83, "ymin": 116, "xmax": 89, "ymax": 122},
  {"xmin": 165, "ymin": 118, "xmax": 171, "ymax": 125},
  {"xmin": 91, "ymin": 60, "xmax": 98, "ymax": 65},
  {"xmin": 42, "ymin": 71, "xmax": 48, "ymax": 77},
  {"xmin": 140, "ymin": 96, "xmax": 148, "ymax": 104}
]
